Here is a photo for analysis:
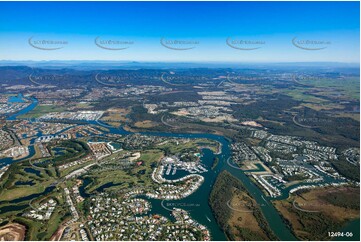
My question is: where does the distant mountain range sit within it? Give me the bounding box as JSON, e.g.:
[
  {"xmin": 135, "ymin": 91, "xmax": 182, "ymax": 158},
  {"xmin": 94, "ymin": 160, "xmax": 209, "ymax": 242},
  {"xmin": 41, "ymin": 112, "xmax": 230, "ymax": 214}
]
[{"xmin": 0, "ymin": 60, "xmax": 359, "ymax": 70}]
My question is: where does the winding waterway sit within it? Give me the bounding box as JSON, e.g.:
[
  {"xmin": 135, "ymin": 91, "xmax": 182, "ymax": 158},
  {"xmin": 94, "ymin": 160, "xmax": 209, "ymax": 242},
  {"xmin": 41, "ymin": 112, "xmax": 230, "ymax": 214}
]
[
  {"xmin": 46, "ymin": 125, "xmax": 299, "ymax": 239},
  {"xmin": 2, "ymin": 95, "xmax": 359, "ymax": 241}
]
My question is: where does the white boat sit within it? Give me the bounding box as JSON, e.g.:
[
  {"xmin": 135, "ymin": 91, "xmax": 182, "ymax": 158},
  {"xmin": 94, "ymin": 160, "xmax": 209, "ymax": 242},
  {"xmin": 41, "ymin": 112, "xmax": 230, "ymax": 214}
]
[{"xmin": 166, "ymin": 164, "xmax": 172, "ymax": 175}]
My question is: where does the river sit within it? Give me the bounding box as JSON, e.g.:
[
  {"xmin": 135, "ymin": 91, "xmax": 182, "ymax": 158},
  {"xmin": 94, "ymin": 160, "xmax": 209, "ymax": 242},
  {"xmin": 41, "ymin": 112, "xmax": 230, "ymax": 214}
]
[
  {"xmin": 78, "ymin": 123, "xmax": 298, "ymax": 240},
  {"xmin": 3, "ymin": 94, "xmax": 359, "ymax": 241}
]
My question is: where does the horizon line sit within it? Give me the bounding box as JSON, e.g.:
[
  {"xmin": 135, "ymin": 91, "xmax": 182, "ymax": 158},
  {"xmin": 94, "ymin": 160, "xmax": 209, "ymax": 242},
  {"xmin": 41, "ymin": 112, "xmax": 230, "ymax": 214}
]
[{"xmin": 0, "ymin": 60, "xmax": 360, "ymax": 64}]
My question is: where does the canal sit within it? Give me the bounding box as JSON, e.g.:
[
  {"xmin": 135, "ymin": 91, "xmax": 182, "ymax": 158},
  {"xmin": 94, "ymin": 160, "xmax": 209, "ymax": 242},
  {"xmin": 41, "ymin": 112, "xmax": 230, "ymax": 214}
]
[{"xmin": 3, "ymin": 93, "xmax": 359, "ymax": 241}]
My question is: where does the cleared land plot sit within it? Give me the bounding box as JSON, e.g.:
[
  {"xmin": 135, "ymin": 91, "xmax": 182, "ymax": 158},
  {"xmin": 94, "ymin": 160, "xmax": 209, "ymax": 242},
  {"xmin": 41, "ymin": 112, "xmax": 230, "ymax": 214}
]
[{"xmin": 0, "ymin": 223, "xmax": 26, "ymax": 241}]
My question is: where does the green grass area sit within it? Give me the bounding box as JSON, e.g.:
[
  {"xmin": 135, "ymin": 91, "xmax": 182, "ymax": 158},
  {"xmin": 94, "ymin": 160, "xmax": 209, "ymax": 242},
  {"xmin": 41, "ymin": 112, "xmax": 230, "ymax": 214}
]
[
  {"xmin": 1, "ymin": 136, "xmax": 224, "ymax": 240},
  {"xmin": 298, "ymin": 77, "xmax": 360, "ymax": 100},
  {"xmin": 59, "ymin": 159, "xmax": 95, "ymax": 177},
  {"xmin": 81, "ymin": 137, "xmax": 212, "ymax": 195},
  {"xmin": 282, "ymin": 89, "xmax": 329, "ymax": 104},
  {"xmin": 34, "ymin": 140, "xmax": 90, "ymax": 169},
  {"xmin": 195, "ymin": 138, "xmax": 220, "ymax": 153},
  {"xmin": 27, "ymin": 192, "xmax": 67, "ymax": 240},
  {"xmin": 17, "ymin": 105, "xmax": 66, "ymax": 119},
  {"xmin": 138, "ymin": 150, "xmax": 163, "ymax": 163},
  {"xmin": 157, "ymin": 140, "xmax": 194, "ymax": 152},
  {"xmin": 0, "ymin": 162, "xmax": 57, "ymax": 202},
  {"xmin": 42, "ymin": 206, "xmax": 67, "ymax": 240},
  {"xmin": 75, "ymin": 102, "xmax": 92, "ymax": 109},
  {"xmin": 0, "ymin": 189, "xmax": 68, "ymax": 240},
  {"xmin": 131, "ymin": 149, "xmax": 163, "ymax": 183},
  {"xmin": 85, "ymin": 169, "xmax": 138, "ymax": 193},
  {"xmin": 157, "ymin": 139, "xmax": 217, "ymax": 162},
  {"xmin": 84, "ymin": 149, "xmax": 163, "ymax": 193},
  {"xmin": 280, "ymin": 77, "xmax": 360, "ymax": 111}
]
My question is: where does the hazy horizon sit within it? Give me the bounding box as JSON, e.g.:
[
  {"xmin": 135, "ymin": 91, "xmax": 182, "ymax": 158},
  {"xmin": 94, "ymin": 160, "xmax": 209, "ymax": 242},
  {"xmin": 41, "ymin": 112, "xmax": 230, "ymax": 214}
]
[{"xmin": 0, "ymin": 1, "xmax": 359, "ymax": 63}]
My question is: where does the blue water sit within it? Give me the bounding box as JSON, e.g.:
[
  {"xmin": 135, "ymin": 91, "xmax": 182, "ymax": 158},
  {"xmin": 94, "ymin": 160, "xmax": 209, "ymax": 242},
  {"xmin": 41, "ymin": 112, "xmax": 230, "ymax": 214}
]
[
  {"xmin": 8, "ymin": 94, "xmax": 26, "ymax": 103},
  {"xmin": 15, "ymin": 180, "xmax": 35, "ymax": 186},
  {"xmin": 0, "ymin": 186, "xmax": 55, "ymax": 205},
  {"xmin": 24, "ymin": 167, "xmax": 41, "ymax": 177},
  {"xmin": 0, "ymin": 145, "xmax": 36, "ymax": 169},
  {"xmin": 52, "ymin": 147, "xmax": 66, "ymax": 156},
  {"xmin": 336, "ymin": 219, "xmax": 360, "ymax": 241},
  {"xmin": 77, "ymin": 126, "xmax": 297, "ymax": 240},
  {"xmin": 3, "ymin": 96, "xmax": 356, "ymax": 241},
  {"xmin": 7, "ymin": 96, "xmax": 38, "ymax": 120}
]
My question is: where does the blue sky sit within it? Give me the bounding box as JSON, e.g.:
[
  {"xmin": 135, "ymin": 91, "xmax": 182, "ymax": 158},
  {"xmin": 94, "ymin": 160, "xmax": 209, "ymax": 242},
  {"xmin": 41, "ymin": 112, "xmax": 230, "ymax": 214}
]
[{"xmin": 0, "ymin": 1, "xmax": 359, "ymax": 62}]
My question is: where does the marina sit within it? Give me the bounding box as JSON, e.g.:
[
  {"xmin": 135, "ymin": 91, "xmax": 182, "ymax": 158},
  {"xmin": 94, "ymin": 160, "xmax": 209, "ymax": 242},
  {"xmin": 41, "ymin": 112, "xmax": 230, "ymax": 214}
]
[{"xmin": 0, "ymin": 94, "xmax": 359, "ymax": 241}]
